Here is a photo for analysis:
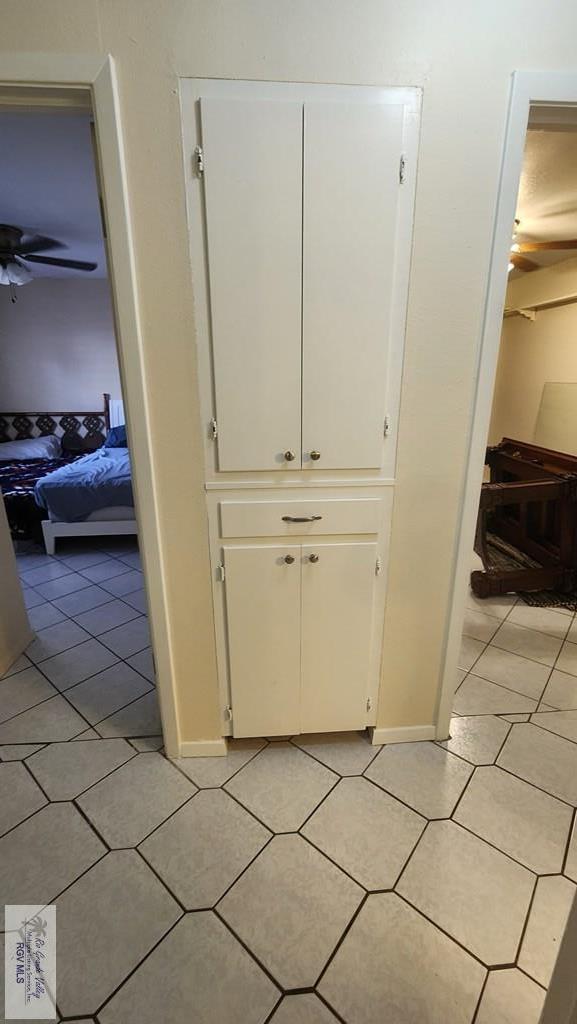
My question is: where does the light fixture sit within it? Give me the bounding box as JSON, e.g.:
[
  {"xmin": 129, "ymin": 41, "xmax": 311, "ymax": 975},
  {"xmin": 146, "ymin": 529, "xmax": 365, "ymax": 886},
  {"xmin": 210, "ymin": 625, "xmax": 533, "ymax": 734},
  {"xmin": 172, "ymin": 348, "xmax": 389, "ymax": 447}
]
[
  {"xmin": 508, "ymin": 261, "xmax": 515, "ymax": 273},
  {"xmin": 0, "ymin": 258, "xmax": 33, "ymax": 303}
]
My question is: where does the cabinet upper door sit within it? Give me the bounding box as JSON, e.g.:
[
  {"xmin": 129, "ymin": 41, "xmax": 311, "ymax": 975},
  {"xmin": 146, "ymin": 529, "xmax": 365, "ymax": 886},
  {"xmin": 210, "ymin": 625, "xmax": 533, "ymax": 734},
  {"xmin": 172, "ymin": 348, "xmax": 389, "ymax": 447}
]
[
  {"xmin": 301, "ymin": 541, "xmax": 377, "ymax": 732},
  {"xmin": 201, "ymin": 97, "xmax": 303, "ymax": 471},
  {"xmin": 302, "ymin": 102, "xmax": 404, "ymax": 470},
  {"xmin": 224, "ymin": 544, "xmax": 301, "ymax": 737}
]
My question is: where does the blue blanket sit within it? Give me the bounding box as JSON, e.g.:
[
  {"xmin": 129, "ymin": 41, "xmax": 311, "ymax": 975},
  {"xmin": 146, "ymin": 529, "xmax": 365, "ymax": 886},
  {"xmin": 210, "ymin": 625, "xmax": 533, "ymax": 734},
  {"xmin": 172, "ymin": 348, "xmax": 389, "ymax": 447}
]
[{"xmin": 34, "ymin": 447, "xmax": 133, "ymax": 521}]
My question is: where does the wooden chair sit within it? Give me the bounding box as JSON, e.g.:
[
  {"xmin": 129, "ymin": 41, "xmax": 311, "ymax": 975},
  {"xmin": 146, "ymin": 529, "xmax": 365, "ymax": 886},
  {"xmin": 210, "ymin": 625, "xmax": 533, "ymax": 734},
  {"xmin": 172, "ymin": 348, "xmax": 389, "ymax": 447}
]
[{"xmin": 471, "ymin": 438, "xmax": 577, "ymax": 597}]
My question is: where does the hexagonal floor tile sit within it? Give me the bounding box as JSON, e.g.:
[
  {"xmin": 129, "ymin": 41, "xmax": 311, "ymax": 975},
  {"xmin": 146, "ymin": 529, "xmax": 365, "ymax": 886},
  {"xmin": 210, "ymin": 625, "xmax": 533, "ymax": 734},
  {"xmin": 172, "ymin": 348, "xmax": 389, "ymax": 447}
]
[
  {"xmin": 56, "ymin": 850, "xmax": 181, "ymax": 1017},
  {"xmin": 396, "ymin": 820, "xmax": 535, "ymax": 965},
  {"xmin": 475, "ymin": 969, "xmax": 545, "ymax": 1024},
  {"xmin": 77, "ymin": 752, "xmax": 196, "ymax": 847},
  {"xmin": 171, "ymin": 738, "xmax": 265, "ymax": 789},
  {"xmin": 292, "ymin": 731, "xmax": 378, "ymax": 776},
  {"xmin": 318, "ymin": 893, "xmax": 485, "ymax": 1024},
  {"xmin": 302, "ymin": 777, "xmax": 425, "ymax": 890},
  {"xmin": 26, "ymin": 738, "xmax": 135, "ymax": 800},
  {"xmin": 438, "ymin": 715, "xmax": 510, "ymax": 765},
  {"xmin": 98, "ymin": 912, "xmax": 278, "ymax": 1024},
  {"xmin": 364, "ymin": 741, "xmax": 473, "ymax": 819},
  {"xmin": 140, "ymin": 789, "xmax": 270, "ymax": 908},
  {"xmin": 518, "ymin": 874, "xmax": 577, "ymax": 987},
  {"xmin": 225, "ymin": 743, "xmax": 337, "ymax": 832},
  {"xmin": 497, "ymin": 723, "xmax": 577, "ymax": 805},
  {"xmin": 0, "ymin": 802, "xmax": 105, "ymax": 904},
  {"xmin": 453, "ymin": 766, "xmax": 572, "ymax": 874},
  {"xmin": 219, "ymin": 833, "xmax": 363, "ymax": 988},
  {"xmin": 0, "ymin": 761, "xmax": 46, "ymax": 836},
  {"xmin": 269, "ymin": 994, "xmax": 339, "ymax": 1022}
]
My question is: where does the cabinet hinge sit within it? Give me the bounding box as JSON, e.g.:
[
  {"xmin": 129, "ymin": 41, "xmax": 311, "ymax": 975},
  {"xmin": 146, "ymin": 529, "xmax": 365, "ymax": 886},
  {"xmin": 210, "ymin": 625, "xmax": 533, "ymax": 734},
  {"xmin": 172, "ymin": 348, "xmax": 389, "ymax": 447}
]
[
  {"xmin": 384, "ymin": 415, "xmax": 391, "ymax": 437},
  {"xmin": 210, "ymin": 418, "xmax": 218, "ymax": 441},
  {"xmin": 194, "ymin": 145, "xmax": 204, "ymax": 177},
  {"xmin": 399, "ymin": 154, "xmax": 406, "ymax": 184},
  {"xmin": 375, "ymin": 557, "xmax": 382, "ymax": 576},
  {"xmin": 217, "ymin": 563, "xmax": 226, "ymax": 582},
  {"xmin": 224, "ymin": 705, "xmax": 233, "ymax": 722},
  {"xmin": 366, "ymin": 697, "xmax": 372, "ymax": 712}
]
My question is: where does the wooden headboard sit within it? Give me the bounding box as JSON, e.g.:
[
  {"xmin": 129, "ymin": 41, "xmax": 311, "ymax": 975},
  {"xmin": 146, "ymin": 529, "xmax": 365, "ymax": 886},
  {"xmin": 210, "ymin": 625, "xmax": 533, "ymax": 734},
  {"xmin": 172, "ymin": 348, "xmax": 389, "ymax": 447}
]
[{"xmin": 0, "ymin": 392, "xmax": 111, "ymax": 451}]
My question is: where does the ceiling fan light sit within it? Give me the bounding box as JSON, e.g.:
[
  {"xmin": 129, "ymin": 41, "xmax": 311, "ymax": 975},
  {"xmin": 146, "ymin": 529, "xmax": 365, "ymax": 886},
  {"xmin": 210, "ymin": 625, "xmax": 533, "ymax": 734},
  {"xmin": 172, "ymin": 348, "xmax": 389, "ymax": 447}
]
[{"xmin": 0, "ymin": 259, "xmax": 32, "ymax": 287}]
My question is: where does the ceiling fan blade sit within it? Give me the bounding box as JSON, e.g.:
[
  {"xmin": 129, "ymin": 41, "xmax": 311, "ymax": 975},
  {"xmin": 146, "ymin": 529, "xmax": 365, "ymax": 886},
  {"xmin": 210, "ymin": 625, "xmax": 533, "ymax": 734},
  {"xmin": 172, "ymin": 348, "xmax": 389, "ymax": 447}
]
[
  {"xmin": 517, "ymin": 240, "xmax": 577, "ymax": 252},
  {"xmin": 22, "ymin": 254, "xmax": 97, "ymax": 271},
  {"xmin": 17, "ymin": 235, "xmax": 66, "ymax": 255},
  {"xmin": 511, "ymin": 253, "xmax": 539, "ymax": 273}
]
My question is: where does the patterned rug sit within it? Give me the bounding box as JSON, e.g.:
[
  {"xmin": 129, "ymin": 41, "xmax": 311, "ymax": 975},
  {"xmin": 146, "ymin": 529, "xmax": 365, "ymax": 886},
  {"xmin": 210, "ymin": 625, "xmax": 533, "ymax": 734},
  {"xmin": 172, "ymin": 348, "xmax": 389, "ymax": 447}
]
[{"xmin": 484, "ymin": 533, "xmax": 577, "ymax": 611}]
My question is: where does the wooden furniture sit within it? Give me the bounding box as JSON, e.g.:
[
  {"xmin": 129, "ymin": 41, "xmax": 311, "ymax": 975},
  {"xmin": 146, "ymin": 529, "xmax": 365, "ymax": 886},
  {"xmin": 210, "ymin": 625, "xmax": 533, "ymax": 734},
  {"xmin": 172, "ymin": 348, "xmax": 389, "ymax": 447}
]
[
  {"xmin": 471, "ymin": 438, "xmax": 577, "ymax": 597},
  {"xmin": 182, "ymin": 79, "xmax": 419, "ymax": 738}
]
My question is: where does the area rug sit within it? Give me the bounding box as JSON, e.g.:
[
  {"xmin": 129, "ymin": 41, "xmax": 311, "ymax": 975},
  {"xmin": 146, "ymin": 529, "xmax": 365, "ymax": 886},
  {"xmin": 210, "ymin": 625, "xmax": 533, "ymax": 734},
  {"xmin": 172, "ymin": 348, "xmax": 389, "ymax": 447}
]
[{"xmin": 482, "ymin": 533, "xmax": 577, "ymax": 611}]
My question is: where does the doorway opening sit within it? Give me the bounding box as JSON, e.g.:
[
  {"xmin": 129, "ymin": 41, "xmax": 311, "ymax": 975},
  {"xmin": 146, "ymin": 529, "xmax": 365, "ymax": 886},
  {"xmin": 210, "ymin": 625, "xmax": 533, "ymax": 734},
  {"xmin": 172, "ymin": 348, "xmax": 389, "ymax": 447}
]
[{"xmin": 0, "ymin": 88, "xmax": 163, "ymax": 747}]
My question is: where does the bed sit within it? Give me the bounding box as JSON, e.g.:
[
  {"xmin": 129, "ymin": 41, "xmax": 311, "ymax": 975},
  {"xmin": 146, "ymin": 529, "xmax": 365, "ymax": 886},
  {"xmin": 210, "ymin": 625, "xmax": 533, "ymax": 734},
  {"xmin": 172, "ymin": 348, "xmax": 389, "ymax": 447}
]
[{"xmin": 0, "ymin": 394, "xmax": 138, "ymax": 553}]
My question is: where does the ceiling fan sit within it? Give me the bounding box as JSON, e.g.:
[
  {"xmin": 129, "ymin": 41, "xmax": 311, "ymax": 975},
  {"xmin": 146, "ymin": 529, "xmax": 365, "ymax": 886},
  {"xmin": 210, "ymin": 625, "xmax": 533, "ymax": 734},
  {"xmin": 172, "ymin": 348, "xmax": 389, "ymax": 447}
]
[
  {"xmin": 509, "ymin": 220, "xmax": 577, "ymax": 273},
  {"xmin": 0, "ymin": 223, "xmax": 97, "ymax": 302}
]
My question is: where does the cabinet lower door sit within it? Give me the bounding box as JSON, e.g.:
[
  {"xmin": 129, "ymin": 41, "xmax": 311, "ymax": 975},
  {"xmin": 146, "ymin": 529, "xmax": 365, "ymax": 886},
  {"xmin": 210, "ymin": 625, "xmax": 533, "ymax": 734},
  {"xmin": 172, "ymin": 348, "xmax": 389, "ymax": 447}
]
[
  {"xmin": 224, "ymin": 545, "xmax": 301, "ymax": 737},
  {"xmin": 301, "ymin": 541, "xmax": 377, "ymax": 732}
]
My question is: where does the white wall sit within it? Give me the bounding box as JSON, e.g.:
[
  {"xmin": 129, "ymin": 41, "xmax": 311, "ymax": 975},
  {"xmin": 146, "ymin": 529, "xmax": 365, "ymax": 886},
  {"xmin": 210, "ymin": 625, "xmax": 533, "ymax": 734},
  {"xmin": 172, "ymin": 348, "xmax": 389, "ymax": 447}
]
[
  {"xmin": 0, "ymin": 277, "xmax": 121, "ymax": 411},
  {"xmin": 490, "ymin": 303, "xmax": 577, "ymax": 446},
  {"xmin": 5, "ymin": 0, "xmax": 577, "ymax": 740}
]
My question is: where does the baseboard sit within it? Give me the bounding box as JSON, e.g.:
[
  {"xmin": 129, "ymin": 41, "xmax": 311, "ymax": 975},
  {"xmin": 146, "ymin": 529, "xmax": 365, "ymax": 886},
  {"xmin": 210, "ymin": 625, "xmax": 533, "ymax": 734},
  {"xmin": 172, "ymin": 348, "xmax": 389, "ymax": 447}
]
[
  {"xmin": 370, "ymin": 724, "xmax": 436, "ymax": 746},
  {"xmin": 178, "ymin": 738, "xmax": 228, "ymax": 758}
]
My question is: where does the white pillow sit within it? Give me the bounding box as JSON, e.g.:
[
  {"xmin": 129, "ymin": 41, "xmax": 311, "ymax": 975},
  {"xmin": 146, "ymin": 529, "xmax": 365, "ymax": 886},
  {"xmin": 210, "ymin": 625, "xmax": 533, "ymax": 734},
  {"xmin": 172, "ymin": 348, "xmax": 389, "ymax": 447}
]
[{"xmin": 0, "ymin": 435, "xmax": 62, "ymax": 460}]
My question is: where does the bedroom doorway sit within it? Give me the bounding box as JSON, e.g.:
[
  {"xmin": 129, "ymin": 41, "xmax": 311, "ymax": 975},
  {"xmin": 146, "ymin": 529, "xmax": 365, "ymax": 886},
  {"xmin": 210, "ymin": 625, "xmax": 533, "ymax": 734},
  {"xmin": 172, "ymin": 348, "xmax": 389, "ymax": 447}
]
[{"xmin": 0, "ymin": 74, "xmax": 168, "ymax": 751}]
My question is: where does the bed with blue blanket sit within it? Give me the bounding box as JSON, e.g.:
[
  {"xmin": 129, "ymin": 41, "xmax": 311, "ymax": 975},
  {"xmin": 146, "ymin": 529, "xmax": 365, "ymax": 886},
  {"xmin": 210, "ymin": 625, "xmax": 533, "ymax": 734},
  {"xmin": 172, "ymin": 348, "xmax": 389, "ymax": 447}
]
[{"xmin": 34, "ymin": 427, "xmax": 136, "ymax": 553}]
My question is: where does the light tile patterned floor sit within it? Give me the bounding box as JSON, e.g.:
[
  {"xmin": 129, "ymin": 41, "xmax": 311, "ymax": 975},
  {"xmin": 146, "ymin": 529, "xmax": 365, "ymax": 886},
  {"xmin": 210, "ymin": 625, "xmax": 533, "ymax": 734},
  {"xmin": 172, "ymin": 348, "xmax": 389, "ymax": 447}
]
[{"xmin": 2, "ymin": 544, "xmax": 577, "ymax": 1022}]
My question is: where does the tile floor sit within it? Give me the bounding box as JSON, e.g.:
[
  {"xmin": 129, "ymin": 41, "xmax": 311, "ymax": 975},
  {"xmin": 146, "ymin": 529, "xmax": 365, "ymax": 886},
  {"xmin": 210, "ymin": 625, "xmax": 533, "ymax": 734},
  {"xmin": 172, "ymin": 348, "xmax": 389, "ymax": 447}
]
[{"xmin": 2, "ymin": 543, "xmax": 577, "ymax": 1022}]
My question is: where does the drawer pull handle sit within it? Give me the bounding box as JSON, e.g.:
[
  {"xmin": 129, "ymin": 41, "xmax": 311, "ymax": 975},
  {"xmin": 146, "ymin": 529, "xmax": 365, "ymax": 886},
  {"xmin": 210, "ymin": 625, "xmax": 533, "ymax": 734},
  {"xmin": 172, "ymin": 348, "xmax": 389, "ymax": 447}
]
[
  {"xmin": 284, "ymin": 450, "xmax": 296, "ymax": 462},
  {"xmin": 284, "ymin": 554, "xmax": 295, "ymax": 564},
  {"xmin": 309, "ymin": 553, "xmax": 320, "ymax": 563},
  {"xmin": 282, "ymin": 515, "xmax": 323, "ymax": 523}
]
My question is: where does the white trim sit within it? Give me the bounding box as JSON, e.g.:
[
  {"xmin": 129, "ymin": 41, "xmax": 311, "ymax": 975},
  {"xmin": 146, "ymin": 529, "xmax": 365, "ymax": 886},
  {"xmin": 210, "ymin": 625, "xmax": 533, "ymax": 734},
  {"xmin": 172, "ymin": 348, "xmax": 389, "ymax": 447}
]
[
  {"xmin": 0, "ymin": 54, "xmax": 180, "ymax": 757},
  {"xmin": 42, "ymin": 519, "xmax": 138, "ymax": 555},
  {"xmin": 437, "ymin": 71, "xmax": 577, "ymax": 741},
  {"xmin": 205, "ymin": 477, "xmax": 396, "ymax": 490},
  {"xmin": 178, "ymin": 738, "xmax": 228, "ymax": 757},
  {"xmin": 371, "ymin": 724, "xmax": 436, "ymax": 745}
]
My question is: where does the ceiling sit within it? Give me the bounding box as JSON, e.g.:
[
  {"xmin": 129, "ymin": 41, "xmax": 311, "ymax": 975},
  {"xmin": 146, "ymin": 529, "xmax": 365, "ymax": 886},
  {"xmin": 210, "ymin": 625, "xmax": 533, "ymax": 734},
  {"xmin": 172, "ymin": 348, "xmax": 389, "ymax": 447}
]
[
  {"xmin": 514, "ymin": 120, "xmax": 577, "ymax": 275},
  {"xmin": 0, "ymin": 111, "xmax": 107, "ymax": 279}
]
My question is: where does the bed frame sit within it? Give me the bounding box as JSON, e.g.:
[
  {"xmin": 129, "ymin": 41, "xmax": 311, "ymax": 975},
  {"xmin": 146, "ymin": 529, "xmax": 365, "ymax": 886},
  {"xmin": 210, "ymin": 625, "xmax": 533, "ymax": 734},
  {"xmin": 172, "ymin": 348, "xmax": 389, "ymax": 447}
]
[
  {"xmin": 0, "ymin": 393, "xmax": 138, "ymax": 553},
  {"xmin": 41, "ymin": 516, "xmax": 138, "ymax": 555}
]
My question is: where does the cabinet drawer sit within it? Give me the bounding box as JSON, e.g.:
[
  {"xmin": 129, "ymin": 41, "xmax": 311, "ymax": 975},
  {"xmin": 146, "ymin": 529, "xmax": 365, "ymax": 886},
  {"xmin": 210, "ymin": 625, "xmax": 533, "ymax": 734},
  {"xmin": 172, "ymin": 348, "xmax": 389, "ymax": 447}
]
[{"xmin": 219, "ymin": 498, "xmax": 383, "ymax": 537}]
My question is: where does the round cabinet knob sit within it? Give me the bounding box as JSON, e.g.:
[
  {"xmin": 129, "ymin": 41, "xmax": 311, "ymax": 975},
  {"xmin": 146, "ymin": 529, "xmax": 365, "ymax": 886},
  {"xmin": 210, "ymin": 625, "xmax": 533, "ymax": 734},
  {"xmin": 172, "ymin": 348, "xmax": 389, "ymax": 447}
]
[
  {"xmin": 284, "ymin": 554, "xmax": 295, "ymax": 564},
  {"xmin": 310, "ymin": 450, "xmax": 321, "ymax": 461},
  {"xmin": 309, "ymin": 553, "xmax": 319, "ymax": 563},
  {"xmin": 284, "ymin": 450, "xmax": 296, "ymax": 462}
]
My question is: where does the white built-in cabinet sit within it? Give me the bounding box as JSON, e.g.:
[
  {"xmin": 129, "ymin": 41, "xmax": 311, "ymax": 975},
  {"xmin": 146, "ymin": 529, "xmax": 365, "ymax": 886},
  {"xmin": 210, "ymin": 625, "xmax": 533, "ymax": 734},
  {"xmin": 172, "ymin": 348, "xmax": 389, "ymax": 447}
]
[{"xmin": 181, "ymin": 79, "xmax": 420, "ymax": 738}]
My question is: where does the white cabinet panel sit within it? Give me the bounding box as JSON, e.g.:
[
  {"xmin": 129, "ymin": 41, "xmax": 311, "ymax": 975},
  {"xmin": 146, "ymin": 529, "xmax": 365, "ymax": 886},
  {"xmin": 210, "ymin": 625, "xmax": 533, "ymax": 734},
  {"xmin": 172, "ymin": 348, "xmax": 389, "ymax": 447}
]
[
  {"xmin": 201, "ymin": 97, "xmax": 303, "ymax": 471},
  {"xmin": 302, "ymin": 102, "xmax": 404, "ymax": 470},
  {"xmin": 219, "ymin": 497, "xmax": 383, "ymax": 538},
  {"xmin": 224, "ymin": 545, "xmax": 301, "ymax": 737},
  {"xmin": 301, "ymin": 542, "xmax": 377, "ymax": 732}
]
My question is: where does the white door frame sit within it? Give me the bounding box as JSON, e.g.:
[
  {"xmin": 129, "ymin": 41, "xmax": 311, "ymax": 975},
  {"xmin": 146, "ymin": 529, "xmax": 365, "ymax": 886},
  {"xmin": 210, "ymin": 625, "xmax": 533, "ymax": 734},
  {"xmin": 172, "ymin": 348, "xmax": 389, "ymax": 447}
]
[
  {"xmin": 0, "ymin": 54, "xmax": 180, "ymax": 755},
  {"xmin": 437, "ymin": 71, "xmax": 577, "ymax": 738}
]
